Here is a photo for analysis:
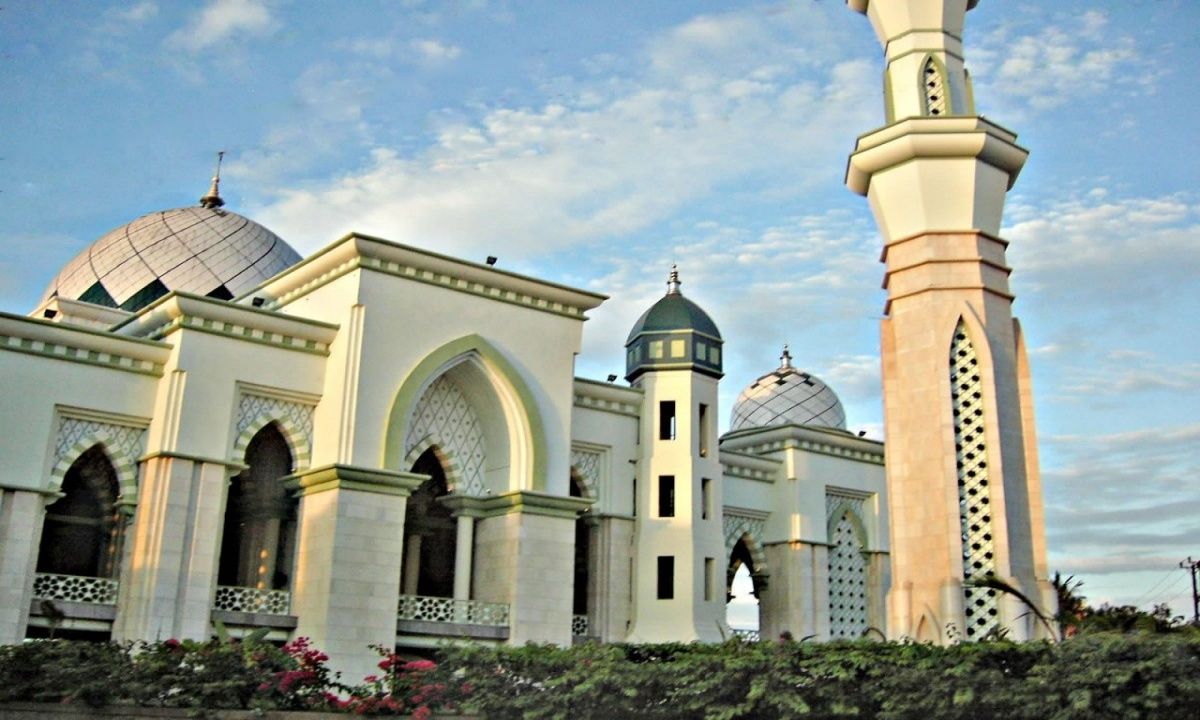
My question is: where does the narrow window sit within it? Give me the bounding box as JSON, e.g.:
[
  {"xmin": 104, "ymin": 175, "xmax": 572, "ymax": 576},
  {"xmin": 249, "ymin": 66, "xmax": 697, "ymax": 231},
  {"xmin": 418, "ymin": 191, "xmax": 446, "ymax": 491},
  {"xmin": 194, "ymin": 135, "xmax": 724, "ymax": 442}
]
[
  {"xmin": 701, "ymin": 478, "xmax": 712, "ymax": 520},
  {"xmin": 704, "ymin": 558, "xmax": 715, "ymax": 602},
  {"xmin": 632, "ymin": 476, "xmax": 637, "ymax": 517},
  {"xmin": 658, "ymin": 475, "xmax": 675, "ymax": 517},
  {"xmin": 710, "ymin": 347, "xmax": 720, "ymax": 364},
  {"xmin": 695, "ymin": 340, "xmax": 707, "ymax": 360},
  {"xmin": 698, "ymin": 403, "xmax": 710, "ymax": 457},
  {"xmin": 659, "ymin": 401, "xmax": 676, "ymax": 440},
  {"xmin": 649, "ymin": 341, "xmax": 664, "ymax": 359},
  {"xmin": 922, "ymin": 55, "xmax": 948, "ymax": 116},
  {"xmin": 657, "ymin": 556, "xmax": 675, "ymax": 599},
  {"xmin": 670, "ymin": 339, "xmax": 686, "ymax": 358}
]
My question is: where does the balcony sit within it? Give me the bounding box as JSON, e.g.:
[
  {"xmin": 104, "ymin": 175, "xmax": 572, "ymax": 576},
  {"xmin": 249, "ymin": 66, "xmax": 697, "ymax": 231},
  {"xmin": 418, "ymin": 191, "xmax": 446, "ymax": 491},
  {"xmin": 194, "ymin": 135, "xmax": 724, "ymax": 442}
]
[
  {"xmin": 28, "ymin": 573, "xmax": 119, "ymax": 634},
  {"xmin": 733, "ymin": 628, "xmax": 761, "ymax": 642},
  {"xmin": 211, "ymin": 585, "xmax": 296, "ymax": 638},
  {"xmin": 396, "ymin": 594, "xmax": 510, "ymax": 644}
]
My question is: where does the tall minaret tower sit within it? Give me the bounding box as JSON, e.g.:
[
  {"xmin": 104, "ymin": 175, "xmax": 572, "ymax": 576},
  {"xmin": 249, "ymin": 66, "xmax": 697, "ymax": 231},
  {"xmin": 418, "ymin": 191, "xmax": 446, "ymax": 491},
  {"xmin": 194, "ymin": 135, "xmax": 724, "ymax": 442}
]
[
  {"xmin": 624, "ymin": 267, "xmax": 728, "ymax": 642},
  {"xmin": 844, "ymin": 0, "xmax": 1054, "ymax": 642}
]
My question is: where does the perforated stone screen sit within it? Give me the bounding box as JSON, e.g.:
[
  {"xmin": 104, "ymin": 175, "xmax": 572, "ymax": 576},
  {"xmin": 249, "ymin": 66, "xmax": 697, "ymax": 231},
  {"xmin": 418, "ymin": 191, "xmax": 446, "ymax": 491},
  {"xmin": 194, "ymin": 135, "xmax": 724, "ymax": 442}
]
[
  {"xmin": 828, "ymin": 512, "xmax": 868, "ymax": 639},
  {"xmin": 951, "ymin": 323, "xmax": 999, "ymax": 638}
]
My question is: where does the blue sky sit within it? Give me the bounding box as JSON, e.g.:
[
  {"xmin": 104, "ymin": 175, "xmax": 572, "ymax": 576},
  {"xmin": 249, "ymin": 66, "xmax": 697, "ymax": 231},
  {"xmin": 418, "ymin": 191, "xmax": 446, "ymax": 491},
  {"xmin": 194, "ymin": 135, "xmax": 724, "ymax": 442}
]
[{"xmin": 3, "ymin": 0, "xmax": 1198, "ymax": 624}]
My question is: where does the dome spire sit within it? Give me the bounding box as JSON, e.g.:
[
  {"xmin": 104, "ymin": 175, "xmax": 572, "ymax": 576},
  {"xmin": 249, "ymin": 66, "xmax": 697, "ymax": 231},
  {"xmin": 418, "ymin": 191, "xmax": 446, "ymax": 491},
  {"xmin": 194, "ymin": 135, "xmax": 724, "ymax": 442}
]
[
  {"xmin": 780, "ymin": 344, "xmax": 793, "ymax": 369},
  {"xmin": 199, "ymin": 151, "xmax": 226, "ymax": 209},
  {"xmin": 666, "ymin": 264, "xmax": 681, "ymax": 295}
]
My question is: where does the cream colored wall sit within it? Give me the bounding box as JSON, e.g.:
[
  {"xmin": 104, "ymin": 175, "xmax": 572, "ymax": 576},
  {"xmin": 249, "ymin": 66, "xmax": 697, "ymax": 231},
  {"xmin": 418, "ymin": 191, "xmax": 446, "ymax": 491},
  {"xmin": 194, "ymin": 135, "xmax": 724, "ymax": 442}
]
[
  {"xmin": 626, "ymin": 370, "xmax": 726, "ymax": 642},
  {"xmin": 570, "ymin": 398, "xmax": 639, "ymax": 517}
]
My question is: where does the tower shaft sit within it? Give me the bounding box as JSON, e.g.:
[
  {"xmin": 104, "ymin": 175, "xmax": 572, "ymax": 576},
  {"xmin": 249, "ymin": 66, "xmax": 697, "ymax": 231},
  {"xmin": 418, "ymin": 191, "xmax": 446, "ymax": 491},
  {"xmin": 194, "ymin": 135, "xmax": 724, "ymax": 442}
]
[{"xmin": 845, "ymin": 0, "xmax": 1053, "ymax": 642}]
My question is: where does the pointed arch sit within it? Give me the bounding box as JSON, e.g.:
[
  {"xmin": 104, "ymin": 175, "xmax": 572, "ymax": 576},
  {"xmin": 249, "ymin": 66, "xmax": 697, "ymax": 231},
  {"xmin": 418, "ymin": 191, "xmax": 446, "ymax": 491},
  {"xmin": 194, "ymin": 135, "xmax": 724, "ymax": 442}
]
[
  {"xmin": 403, "ymin": 438, "xmax": 464, "ymax": 494},
  {"xmin": 232, "ymin": 394, "xmax": 314, "ymax": 471},
  {"xmin": 827, "ymin": 507, "xmax": 870, "ymax": 639},
  {"xmin": 919, "ymin": 54, "xmax": 952, "ymax": 117},
  {"xmin": 51, "ymin": 419, "xmax": 145, "ymax": 503},
  {"xmin": 384, "ymin": 334, "xmax": 548, "ymax": 492}
]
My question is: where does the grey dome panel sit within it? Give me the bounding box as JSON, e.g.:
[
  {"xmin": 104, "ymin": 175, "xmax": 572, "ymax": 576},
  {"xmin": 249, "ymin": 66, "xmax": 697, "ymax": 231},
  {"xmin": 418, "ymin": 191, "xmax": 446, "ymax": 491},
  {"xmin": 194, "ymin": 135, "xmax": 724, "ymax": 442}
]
[
  {"xmin": 730, "ymin": 362, "xmax": 847, "ymax": 432},
  {"xmin": 43, "ymin": 206, "xmax": 301, "ymax": 312}
]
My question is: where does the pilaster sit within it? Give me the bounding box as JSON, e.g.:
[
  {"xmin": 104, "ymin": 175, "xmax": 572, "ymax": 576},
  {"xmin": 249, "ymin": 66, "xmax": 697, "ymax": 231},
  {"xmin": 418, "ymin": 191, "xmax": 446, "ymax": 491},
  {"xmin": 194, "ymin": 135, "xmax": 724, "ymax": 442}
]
[
  {"xmin": 287, "ymin": 464, "xmax": 425, "ymax": 685},
  {"xmin": 113, "ymin": 454, "xmax": 234, "ymax": 642},
  {"xmin": 0, "ymin": 489, "xmax": 50, "ymax": 643},
  {"xmin": 760, "ymin": 541, "xmax": 828, "ymax": 641}
]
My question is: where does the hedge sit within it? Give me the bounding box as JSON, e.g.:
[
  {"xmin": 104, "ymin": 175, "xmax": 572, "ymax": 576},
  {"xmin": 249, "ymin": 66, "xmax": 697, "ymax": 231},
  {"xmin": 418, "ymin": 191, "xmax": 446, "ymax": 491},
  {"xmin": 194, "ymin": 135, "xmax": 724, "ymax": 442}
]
[{"xmin": 3, "ymin": 633, "xmax": 1199, "ymax": 719}]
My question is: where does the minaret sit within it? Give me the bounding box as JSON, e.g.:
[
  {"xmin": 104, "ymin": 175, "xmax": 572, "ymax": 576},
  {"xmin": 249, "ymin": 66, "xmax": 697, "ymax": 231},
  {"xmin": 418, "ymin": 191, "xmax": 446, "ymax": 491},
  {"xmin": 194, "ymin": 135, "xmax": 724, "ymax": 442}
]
[
  {"xmin": 624, "ymin": 267, "xmax": 727, "ymax": 641},
  {"xmin": 844, "ymin": 0, "xmax": 1054, "ymax": 642}
]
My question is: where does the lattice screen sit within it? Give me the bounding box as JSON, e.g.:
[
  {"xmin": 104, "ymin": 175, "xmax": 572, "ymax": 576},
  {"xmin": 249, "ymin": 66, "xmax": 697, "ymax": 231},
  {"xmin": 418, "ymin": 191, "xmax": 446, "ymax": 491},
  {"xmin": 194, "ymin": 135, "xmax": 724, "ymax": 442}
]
[
  {"xmin": 951, "ymin": 322, "xmax": 998, "ymax": 638},
  {"xmin": 923, "ymin": 56, "xmax": 947, "ymax": 116},
  {"xmin": 406, "ymin": 376, "xmax": 486, "ymax": 495},
  {"xmin": 828, "ymin": 512, "xmax": 868, "ymax": 639}
]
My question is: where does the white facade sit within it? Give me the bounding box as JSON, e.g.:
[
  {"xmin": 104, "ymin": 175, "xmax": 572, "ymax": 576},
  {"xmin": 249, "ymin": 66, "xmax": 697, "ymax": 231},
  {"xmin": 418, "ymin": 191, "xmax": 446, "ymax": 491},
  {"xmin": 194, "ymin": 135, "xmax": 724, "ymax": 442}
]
[{"xmin": 0, "ymin": 0, "xmax": 1052, "ymax": 682}]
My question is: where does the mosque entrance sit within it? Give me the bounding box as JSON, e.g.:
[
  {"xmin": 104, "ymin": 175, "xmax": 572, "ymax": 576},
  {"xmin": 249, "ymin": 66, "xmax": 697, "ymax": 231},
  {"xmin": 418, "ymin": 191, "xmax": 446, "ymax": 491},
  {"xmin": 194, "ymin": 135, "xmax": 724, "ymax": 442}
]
[
  {"xmin": 399, "ymin": 448, "xmax": 457, "ymax": 598},
  {"xmin": 726, "ymin": 536, "xmax": 765, "ymax": 640}
]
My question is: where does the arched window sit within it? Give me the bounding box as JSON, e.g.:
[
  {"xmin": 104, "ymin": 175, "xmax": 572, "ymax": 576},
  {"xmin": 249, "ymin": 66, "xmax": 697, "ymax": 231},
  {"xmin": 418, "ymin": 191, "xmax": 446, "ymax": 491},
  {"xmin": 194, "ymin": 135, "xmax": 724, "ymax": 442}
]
[
  {"xmin": 827, "ymin": 510, "xmax": 869, "ymax": 639},
  {"xmin": 921, "ymin": 55, "xmax": 949, "ymax": 116},
  {"xmin": 400, "ymin": 448, "xmax": 456, "ymax": 598},
  {"xmin": 726, "ymin": 537, "xmax": 763, "ymax": 637},
  {"xmin": 218, "ymin": 423, "xmax": 296, "ymax": 592},
  {"xmin": 950, "ymin": 321, "xmax": 998, "ymax": 638},
  {"xmin": 37, "ymin": 445, "xmax": 122, "ymax": 580}
]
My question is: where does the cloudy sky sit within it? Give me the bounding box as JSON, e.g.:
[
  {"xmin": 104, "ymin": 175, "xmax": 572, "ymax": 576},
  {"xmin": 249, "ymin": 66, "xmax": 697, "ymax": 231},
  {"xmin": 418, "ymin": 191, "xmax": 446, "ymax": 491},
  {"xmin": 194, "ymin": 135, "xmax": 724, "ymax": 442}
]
[{"xmin": 2, "ymin": 0, "xmax": 1198, "ymax": 625}]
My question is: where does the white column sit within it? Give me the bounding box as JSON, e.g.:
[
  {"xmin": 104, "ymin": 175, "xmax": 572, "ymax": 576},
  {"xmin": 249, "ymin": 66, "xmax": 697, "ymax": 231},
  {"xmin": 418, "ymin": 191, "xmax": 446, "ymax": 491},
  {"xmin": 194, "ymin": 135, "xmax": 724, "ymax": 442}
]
[
  {"xmin": 0, "ymin": 489, "xmax": 48, "ymax": 644},
  {"xmin": 453, "ymin": 515, "xmax": 474, "ymax": 601},
  {"xmin": 402, "ymin": 534, "xmax": 422, "ymax": 595}
]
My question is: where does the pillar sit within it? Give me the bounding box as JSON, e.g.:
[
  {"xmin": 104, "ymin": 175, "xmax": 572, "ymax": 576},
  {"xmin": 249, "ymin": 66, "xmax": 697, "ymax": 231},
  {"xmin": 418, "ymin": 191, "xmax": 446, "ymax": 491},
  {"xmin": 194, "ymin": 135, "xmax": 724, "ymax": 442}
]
[
  {"xmin": 287, "ymin": 464, "xmax": 425, "ymax": 685},
  {"xmin": 0, "ymin": 488, "xmax": 50, "ymax": 643},
  {"xmin": 113, "ymin": 454, "xmax": 232, "ymax": 642},
  {"xmin": 760, "ymin": 541, "xmax": 828, "ymax": 641}
]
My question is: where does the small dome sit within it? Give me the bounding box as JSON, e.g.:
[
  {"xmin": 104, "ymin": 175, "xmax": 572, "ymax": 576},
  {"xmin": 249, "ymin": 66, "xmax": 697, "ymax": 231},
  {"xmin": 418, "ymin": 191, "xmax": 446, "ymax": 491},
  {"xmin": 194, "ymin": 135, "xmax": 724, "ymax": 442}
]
[
  {"xmin": 730, "ymin": 346, "xmax": 847, "ymax": 431},
  {"xmin": 42, "ymin": 206, "xmax": 301, "ymax": 313},
  {"xmin": 625, "ymin": 267, "xmax": 723, "ymax": 382}
]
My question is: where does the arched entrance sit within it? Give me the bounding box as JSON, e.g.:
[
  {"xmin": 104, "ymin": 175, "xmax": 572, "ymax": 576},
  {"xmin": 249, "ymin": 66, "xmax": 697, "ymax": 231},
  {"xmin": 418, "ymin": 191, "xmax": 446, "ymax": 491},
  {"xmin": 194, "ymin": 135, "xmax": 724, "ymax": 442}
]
[
  {"xmin": 726, "ymin": 536, "xmax": 765, "ymax": 639},
  {"xmin": 400, "ymin": 448, "xmax": 457, "ymax": 598},
  {"xmin": 217, "ymin": 423, "xmax": 297, "ymax": 612}
]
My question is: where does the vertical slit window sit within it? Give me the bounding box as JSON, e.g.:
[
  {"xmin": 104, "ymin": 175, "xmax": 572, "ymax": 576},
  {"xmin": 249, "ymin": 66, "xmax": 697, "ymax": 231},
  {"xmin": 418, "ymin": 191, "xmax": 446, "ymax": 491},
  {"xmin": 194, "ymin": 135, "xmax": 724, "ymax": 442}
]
[
  {"xmin": 922, "ymin": 55, "xmax": 948, "ymax": 116},
  {"xmin": 658, "ymin": 476, "xmax": 675, "ymax": 518},
  {"xmin": 659, "ymin": 401, "xmax": 676, "ymax": 440},
  {"xmin": 701, "ymin": 478, "xmax": 712, "ymax": 520},
  {"xmin": 698, "ymin": 403, "xmax": 710, "ymax": 457},
  {"xmin": 704, "ymin": 558, "xmax": 715, "ymax": 602},
  {"xmin": 657, "ymin": 556, "xmax": 674, "ymax": 599}
]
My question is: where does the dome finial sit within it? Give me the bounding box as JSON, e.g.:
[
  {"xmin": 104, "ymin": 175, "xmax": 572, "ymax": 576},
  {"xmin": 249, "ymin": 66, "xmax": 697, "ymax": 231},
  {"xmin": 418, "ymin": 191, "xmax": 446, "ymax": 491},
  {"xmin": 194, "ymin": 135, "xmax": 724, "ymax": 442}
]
[
  {"xmin": 780, "ymin": 344, "xmax": 793, "ymax": 369},
  {"xmin": 666, "ymin": 264, "xmax": 681, "ymax": 295},
  {"xmin": 199, "ymin": 151, "xmax": 226, "ymax": 209}
]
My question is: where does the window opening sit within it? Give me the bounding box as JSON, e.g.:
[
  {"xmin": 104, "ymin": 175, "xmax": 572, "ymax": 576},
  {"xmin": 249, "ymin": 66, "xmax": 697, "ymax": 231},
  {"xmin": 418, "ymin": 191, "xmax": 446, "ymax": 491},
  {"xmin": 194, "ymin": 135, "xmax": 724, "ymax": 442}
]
[
  {"xmin": 657, "ymin": 556, "xmax": 675, "ymax": 599},
  {"xmin": 659, "ymin": 401, "xmax": 676, "ymax": 440},
  {"xmin": 658, "ymin": 476, "xmax": 675, "ymax": 518}
]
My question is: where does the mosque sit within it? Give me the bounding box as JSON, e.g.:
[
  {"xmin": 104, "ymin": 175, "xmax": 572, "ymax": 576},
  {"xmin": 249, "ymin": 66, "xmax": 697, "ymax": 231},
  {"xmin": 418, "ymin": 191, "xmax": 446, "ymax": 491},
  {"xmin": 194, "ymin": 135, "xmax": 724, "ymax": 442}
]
[{"xmin": 0, "ymin": 0, "xmax": 1052, "ymax": 681}]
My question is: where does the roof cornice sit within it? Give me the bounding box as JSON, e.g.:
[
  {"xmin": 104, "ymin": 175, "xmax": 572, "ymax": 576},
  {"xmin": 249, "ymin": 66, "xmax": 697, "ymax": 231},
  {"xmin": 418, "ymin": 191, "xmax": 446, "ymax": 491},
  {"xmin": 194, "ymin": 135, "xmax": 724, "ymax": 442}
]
[
  {"xmin": 720, "ymin": 422, "xmax": 884, "ymax": 464},
  {"xmin": 239, "ymin": 232, "xmax": 608, "ymax": 320},
  {"xmin": 0, "ymin": 310, "xmax": 169, "ymax": 376}
]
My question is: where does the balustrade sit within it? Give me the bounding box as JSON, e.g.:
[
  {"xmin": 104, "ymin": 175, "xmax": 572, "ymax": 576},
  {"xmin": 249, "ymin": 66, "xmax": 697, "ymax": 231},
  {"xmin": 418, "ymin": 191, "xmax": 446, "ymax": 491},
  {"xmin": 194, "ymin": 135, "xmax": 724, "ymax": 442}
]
[{"xmin": 32, "ymin": 572, "xmax": 118, "ymax": 605}]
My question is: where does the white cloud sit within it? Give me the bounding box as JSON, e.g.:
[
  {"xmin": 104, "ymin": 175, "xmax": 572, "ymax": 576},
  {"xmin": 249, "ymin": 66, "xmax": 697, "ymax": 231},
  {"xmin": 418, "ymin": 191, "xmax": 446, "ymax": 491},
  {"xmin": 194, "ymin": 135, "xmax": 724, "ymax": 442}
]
[
  {"xmin": 970, "ymin": 10, "xmax": 1152, "ymax": 118},
  {"xmin": 168, "ymin": 0, "xmax": 274, "ymax": 53},
  {"xmin": 110, "ymin": 1, "xmax": 159, "ymax": 25},
  {"xmin": 411, "ymin": 39, "xmax": 462, "ymax": 64}
]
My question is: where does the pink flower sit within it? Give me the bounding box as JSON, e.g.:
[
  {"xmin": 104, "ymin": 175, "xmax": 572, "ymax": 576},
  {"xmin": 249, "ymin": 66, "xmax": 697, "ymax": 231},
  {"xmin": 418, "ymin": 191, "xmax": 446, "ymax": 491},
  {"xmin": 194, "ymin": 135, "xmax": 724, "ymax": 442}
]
[{"xmin": 402, "ymin": 659, "xmax": 437, "ymax": 672}]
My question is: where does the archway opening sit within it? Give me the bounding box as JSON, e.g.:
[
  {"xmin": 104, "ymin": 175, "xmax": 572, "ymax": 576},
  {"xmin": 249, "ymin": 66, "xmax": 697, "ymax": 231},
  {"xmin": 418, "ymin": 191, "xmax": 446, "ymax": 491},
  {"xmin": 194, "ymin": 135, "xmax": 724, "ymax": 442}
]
[
  {"xmin": 570, "ymin": 473, "xmax": 590, "ymax": 624},
  {"xmin": 400, "ymin": 448, "xmax": 456, "ymax": 598},
  {"xmin": 37, "ymin": 445, "xmax": 122, "ymax": 580},
  {"xmin": 218, "ymin": 423, "xmax": 296, "ymax": 591},
  {"xmin": 828, "ymin": 510, "xmax": 869, "ymax": 639},
  {"xmin": 726, "ymin": 538, "xmax": 762, "ymax": 636}
]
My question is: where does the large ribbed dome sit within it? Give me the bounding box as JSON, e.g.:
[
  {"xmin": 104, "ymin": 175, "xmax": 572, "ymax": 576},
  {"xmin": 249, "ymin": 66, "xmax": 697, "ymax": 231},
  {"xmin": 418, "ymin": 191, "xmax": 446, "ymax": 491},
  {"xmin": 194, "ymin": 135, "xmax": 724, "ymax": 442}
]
[
  {"xmin": 42, "ymin": 203, "xmax": 301, "ymax": 313},
  {"xmin": 730, "ymin": 346, "xmax": 847, "ymax": 431}
]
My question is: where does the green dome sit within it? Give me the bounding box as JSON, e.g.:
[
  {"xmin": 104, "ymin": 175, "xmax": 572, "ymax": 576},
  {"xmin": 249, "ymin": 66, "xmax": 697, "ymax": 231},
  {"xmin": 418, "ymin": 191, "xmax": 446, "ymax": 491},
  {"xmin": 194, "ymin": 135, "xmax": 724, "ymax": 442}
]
[
  {"xmin": 625, "ymin": 293, "xmax": 722, "ymax": 344},
  {"xmin": 624, "ymin": 267, "xmax": 723, "ymax": 382}
]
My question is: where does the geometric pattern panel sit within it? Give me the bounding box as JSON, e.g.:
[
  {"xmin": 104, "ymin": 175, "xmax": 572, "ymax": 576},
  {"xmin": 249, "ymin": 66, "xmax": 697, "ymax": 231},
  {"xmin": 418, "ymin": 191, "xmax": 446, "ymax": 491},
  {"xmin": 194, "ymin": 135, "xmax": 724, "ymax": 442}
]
[
  {"xmin": 570, "ymin": 447, "xmax": 602, "ymax": 500},
  {"xmin": 234, "ymin": 393, "xmax": 314, "ymax": 469},
  {"xmin": 213, "ymin": 585, "xmax": 291, "ymax": 615},
  {"xmin": 32, "ymin": 572, "xmax": 120, "ymax": 605},
  {"xmin": 951, "ymin": 321, "xmax": 999, "ymax": 639},
  {"xmin": 397, "ymin": 593, "xmax": 509, "ymax": 627},
  {"xmin": 827, "ymin": 512, "xmax": 869, "ymax": 639},
  {"xmin": 405, "ymin": 375, "xmax": 486, "ymax": 496},
  {"xmin": 52, "ymin": 416, "xmax": 146, "ymax": 499},
  {"xmin": 923, "ymin": 56, "xmax": 948, "ymax": 117},
  {"xmin": 825, "ymin": 491, "xmax": 867, "ymax": 527}
]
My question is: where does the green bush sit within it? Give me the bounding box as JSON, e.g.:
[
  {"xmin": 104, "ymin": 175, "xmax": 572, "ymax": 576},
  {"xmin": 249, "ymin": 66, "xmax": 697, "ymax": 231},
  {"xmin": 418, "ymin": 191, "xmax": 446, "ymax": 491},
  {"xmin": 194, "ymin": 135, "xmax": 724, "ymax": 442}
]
[{"xmin": 2, "ymin": 634, "xmax": 1198, "ymax": 718}]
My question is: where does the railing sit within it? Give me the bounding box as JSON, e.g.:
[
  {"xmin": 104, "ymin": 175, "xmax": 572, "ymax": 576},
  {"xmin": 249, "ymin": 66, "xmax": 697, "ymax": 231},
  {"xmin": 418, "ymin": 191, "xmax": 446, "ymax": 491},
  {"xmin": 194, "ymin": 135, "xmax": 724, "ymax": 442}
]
[
  {"xmin": 213, "ymin": 585, "xmax": 291, "ymax": 615},
  {"xmin": 732, "ymin": 628, "xmax": 761, "ymax": 642},
  {"xmin": 571, "ymin": 614, "xmax": 590, "ymax": 637},
  {"xmin": 32, "ymin": 573, "xmax": 119, "ymax": 605},
  {"xmin": 397, "ymin": 594, "xmax": 510, "ymax": 627}
]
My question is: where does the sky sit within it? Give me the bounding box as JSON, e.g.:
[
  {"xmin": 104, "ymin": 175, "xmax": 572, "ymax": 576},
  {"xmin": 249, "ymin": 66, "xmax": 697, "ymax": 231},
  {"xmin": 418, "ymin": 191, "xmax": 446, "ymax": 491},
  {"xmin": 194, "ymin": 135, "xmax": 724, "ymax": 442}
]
[{"xmin": 2, "ymin": 0, "xmax": 1198, "ymax": 627}]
